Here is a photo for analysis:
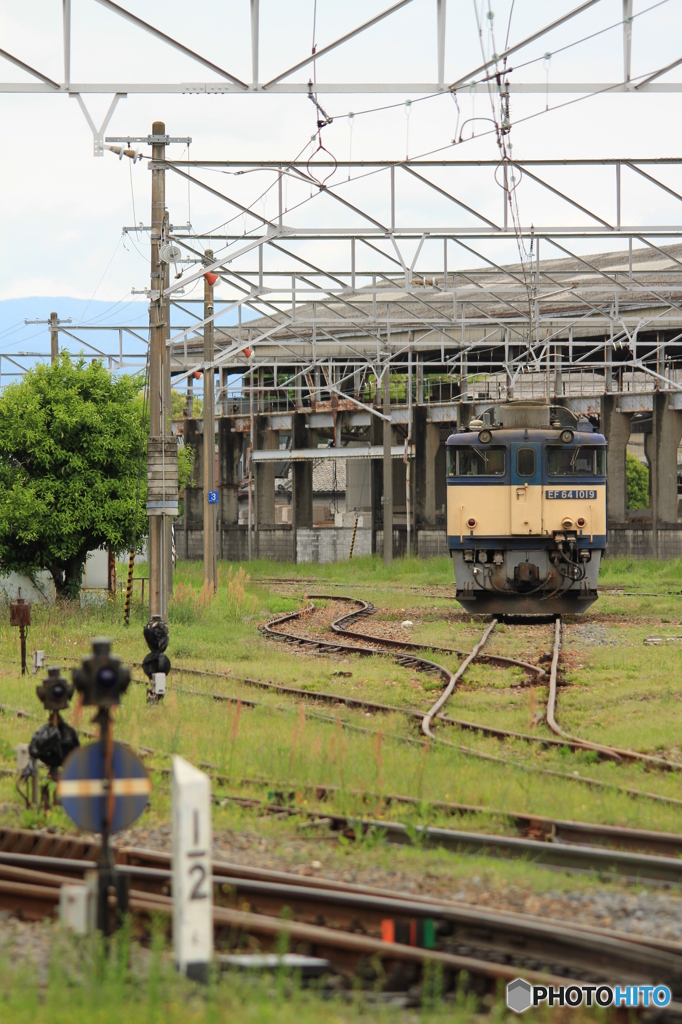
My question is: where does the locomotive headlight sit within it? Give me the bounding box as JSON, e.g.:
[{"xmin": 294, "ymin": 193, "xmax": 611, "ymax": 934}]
[
  {"xmin": 562, "ymin": 517, "xmax": 573, "ymax": 529},
  {"xmin": 560, "ymin": 429, "xmax": 574, "ymax": 443},
  {"xmin": 478, "ymin": 429, "xmax": 492, "ymax": 443}
]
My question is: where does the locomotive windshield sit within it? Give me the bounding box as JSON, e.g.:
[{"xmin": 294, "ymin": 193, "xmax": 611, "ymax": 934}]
[
  {"xmin": 547, "ymin": 446, "xmax": 606, "ymax": 476},
  {"xmin": 447, "ymin": 446, "xmax": 506, "ymax": 476}
]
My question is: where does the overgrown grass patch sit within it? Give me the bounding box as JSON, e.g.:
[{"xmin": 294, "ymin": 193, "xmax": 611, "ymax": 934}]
[{"xmin": 0, "ymin": 555, "xmax": 681, "ymax": 904}]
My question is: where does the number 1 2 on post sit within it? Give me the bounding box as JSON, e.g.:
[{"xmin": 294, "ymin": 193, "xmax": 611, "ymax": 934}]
[{"xmin": 172, "ymin": 755, "xmax": 213, "ymax": 981}]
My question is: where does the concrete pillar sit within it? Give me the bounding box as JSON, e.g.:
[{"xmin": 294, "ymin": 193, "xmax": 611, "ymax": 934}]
[
  {"xmin": 392, "ymin": 454, "xmax": 406, "ymax": 508},
  {"xmin": 218, "ymin": 418, "xmax": 240, "ymax": 531},
  {"xmin": 646, "ymin": 393, "xmax": 682, "ymax": 527},
  {"xmin": 601, "ymin": 395, "xmax": 630, "ymax": 525},
  {"xmin": 414, "ymin": 408, "xmax": 441, "ymax": 525},
  {"xmin": 383, "ymin": 370, "xmax": 393, "ymax": 565},
  {"xmin": 370, "ymin": 412, "xmax": 383, "ymax": 552},
  {"xmin": 414, "ymin": 407, "xmax": 427, "ymax": 525},
  {"xmin": 254, "ymin": 417, "xmax": 278, "ymax": 528},
  {"xmin": 424, "ymin": 423, "xmax": 441, "ymax": 524},
  {"xmin": 291, "ymin": 414, "xmax": 313, "ymax": 556},
  {"xmin": 435, "ymin": 432, "xmax": 446, "ymax": 520},
  {"xmin": 457, "ymin": 402, "xmax": 473, "ymax": 430}
]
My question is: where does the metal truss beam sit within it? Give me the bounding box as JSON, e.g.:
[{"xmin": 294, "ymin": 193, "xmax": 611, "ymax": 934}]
[
  {"xmin": 92, "ymin": 0, "xmax": 248, "ymax": 88},
  {"xmin": 4, "ymin": 81, "xmax": 682, "ymax": 95}
]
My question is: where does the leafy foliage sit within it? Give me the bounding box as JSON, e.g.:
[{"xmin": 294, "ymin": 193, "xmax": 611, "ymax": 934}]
[
  {"xmin": 177, "ymin": 441, "xmax": 194, "ymax": 491},
  {"xmin": 171, "ymin": 387, "xmax": 202, "ymax": 418},
  {"xmin": 626, "ymin": 451, "xmax": 649, "ymax": 509},
  {"xmin": 0, "ymin": 357, "xmax": 146, "ymax": 598}
]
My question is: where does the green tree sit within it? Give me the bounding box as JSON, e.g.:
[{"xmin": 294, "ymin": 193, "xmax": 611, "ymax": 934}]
[
  {"xmin": 0, "ymin": 356, "xmax": 147, "ymax": 598},
  {"xmin": 626, "ymin": 451, "xmax": 650, "ymax": 509},
  {"xmin": 171, "ymin": 388, "xmax": 202, "ymax": 418},
  {"xmin": 177, "ymin": 441, "xmax": 194, "ymax": 491}
]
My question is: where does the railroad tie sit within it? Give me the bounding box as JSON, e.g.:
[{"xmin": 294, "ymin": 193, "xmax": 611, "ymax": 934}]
[{"xmin": 381, "ymin": 918, "xmax": 436, "ymax": 949}]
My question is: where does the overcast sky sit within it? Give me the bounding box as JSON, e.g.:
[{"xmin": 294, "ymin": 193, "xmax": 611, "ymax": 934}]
[{"xmin": 1, "ymin": 0, "xmax": 681, "ymax": 320}]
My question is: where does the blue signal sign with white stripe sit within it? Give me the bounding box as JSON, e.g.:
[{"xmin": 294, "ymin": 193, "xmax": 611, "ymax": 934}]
[{"xmin": 58, "ymin": 741, "xmax": 151, "ymax": 833}]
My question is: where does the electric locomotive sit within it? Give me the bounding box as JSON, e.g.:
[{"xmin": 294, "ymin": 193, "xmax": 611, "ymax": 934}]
[{"xmin": 446, "ymin": 402, "xmax": 606, "ymax": 614}]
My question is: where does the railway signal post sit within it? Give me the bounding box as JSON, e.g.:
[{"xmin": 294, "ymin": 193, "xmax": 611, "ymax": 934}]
[
  {"xmin": 58, "ymin": 638, "xmax": 151, "ymax": 935},
  {"xmin": 9, "ymin": 594, "xmax": 30, "ymax": 676},
  {"xmin": 28, "ymin": 666, "xmax": 79, "ymax": 807}
]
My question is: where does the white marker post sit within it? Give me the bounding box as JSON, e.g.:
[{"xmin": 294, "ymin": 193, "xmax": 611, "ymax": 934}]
[{"xmin": 172, "ymin": 755, "xmax": 213, "ymax": 981}]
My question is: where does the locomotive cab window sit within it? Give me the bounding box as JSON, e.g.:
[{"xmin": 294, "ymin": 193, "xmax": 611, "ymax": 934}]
[
  {"xmin": 516, "ymin": 447, "xmax": 536, "ymax": 477},
  {"xmin": 547, "ymin": 446, "xmax": 606, "ymax": 476},
  {"xmin": 447, "ymin": 446, "xmax": 505, "ymax": 476}
]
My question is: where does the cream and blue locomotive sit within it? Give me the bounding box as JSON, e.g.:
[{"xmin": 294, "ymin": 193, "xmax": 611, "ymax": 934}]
[{"xmin": 446, "ymin": 402, "xmax": 606, "ymax": 614}]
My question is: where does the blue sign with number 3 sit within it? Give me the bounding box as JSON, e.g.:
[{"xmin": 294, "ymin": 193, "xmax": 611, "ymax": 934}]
[{"xmin": 208, "ymin": 491, "xmax": 219, "ymax": 503}]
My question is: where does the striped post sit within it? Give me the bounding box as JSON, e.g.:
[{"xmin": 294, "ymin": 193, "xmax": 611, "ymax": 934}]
[
  {"xmin": 349, "ymin": 516, "xmax": 359, "ymax": 560},
  {"xmin": 123, "ymin": 549, "xmax": 135, "ymax": 626}
]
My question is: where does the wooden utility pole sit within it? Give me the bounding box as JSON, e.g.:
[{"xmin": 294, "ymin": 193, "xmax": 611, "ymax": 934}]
[
  {"xmin": 163, "ymin": 210, "xmax": 173, "ymax": 597},
  {"xmin": 383, "ymin": 363, "xmax": 393, "ymax": 566},
  {"xmin": 49, "ymin": 312, "xmax": 59, "ymax": 364},
  {"xmin": 203, "ymin": 252, "xmax": 217, "ymax": 592},
  {"xmin": 149, "ymin": 121, "xmax": 167, "ymax": 620}
]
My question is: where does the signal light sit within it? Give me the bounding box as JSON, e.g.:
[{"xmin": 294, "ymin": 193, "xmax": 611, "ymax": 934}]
[
  {"xmin": 72, "ymin": 638, "xmax": 131, "ymax": 708},
  {"xmin": 36, "ymin": 666, "xmax": 74, "ymax": 712}
]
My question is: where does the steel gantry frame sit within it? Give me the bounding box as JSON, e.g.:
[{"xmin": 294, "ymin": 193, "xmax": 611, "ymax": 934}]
[
  {"xmin": 3, "ymin": 0, "xmax": 682, "ymax": 154},
  {"xmin": 142, "ymin": 152, "xmax": 682, "ymax": 406}
]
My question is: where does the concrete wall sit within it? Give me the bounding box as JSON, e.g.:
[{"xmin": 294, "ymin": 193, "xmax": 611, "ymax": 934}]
[
  {"xmin": 417, "ymin": 528, "xmax": 449, "ymax": 559},
  {"xmin": 257, "ymin": 526, "xmax": 294, "ymax": 562},
  {"xmin": 221, "ymin": 527, "xmax": 250, "ymax": 562},
  {"xmin": 605, "ymin": 525, "xmax": 682, "ymax": 559},
  {"xmin": 297, "ymin": 526, "xmax": 372, "ymax": 563},
  {"xmin": 178, "ymin": 521, "xmax": 682, "ymax": 563},
  {"xmin": 0, "ymin": 571, "xmax": 55, "ymax": 604},
  {"xmin": 178, "ymin": 524, "xmax": 452, "ymax": 563}
]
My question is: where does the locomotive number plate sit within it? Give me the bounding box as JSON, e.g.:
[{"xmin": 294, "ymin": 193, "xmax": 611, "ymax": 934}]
[{"xmin": 545, "ymin": 489, "xmax": 597, "ymax": 499}]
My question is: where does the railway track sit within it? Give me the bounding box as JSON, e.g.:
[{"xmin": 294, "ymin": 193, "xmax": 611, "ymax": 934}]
[
  {"xmin": 2, "ymin": 826, "xmax": 682, "ymax": 997},
  {"xmin": 260, "ymin": 594, "xmax": 682, "ymax": 774},
  {"xmin": 7, "ymin": 670, "xmax": 682, "ymax": 873},
  {"xmin": 254, "ymin": 575, "xmax": 682, "ymax": 600}
]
